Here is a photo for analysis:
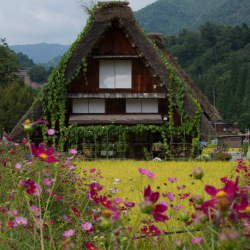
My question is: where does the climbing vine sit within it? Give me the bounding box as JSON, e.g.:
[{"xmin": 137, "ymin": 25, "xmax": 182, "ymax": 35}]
[{"xmin": 38, "ymin": 1, "xmax": 201, "ymax": 149}]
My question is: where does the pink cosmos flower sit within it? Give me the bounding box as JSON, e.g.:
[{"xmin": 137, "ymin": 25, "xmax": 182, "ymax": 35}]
[
  {"xmin": 90, "ymin": 168, "xmax": 96, "ymax": 173},
  {"xmin": 43, "ymin": 178, "xmax": 51, "ymax": 186},
  {"xmin": 168, "ymin": 177, "xmax": 178, "ymax": 183},
  {"xmin": 173, "ymin": 205, "xmax": 183, "ymax": 210},
  {"xmin": 191, "ymin": 237, "xmax": 204, "ymax": 244},
  {"xmin": 47, "ymin": 129, "xmax": 55, "ymax": 135},
  {"xmin": 138, "ymin": 168, "xmax": 149, "ymax": 175},
  {"xmin": 21, "ymin": 139, "xmax": 27, "ymax": 144},
  {"xmin": 67, "ymin": 156, "xmax": 74, "ymax": 160},
  {"xmin": 82, "ymin": 169, "xmax": 88, "ymax": 173},
  {"xmin": 15, "ymin": 163, "xmax": 21, "ymax": 170},
  {"xmin": 15, "ymin": 217, "xmax": 27, "ymax": 226},
  {"xmin": 70, "ymin": 149, "xmax": 77, "ymax": 155},
  {"xmin": 68, "ymin": 165, "xmax": 76, "ymax": 170},
  {"xmin": 35, "ymin": 218, "xmax": 44, "ymax": 229},
  {"xmin": 31, "ymin": 143, "xmax": 59, "ymax": 163},
  {"xmin": 162, "ymin": 191, "xmax": 175, "ymax": 201},
  {"xmin": 62, "ymin": 229, "xmax": 75, "ymax": 237},
  {"xmin": 14, "ymin": 143, "xmax": 19, "ymax": 149},
  {"xmin": 113, "ymin": 198, "xmax": 123, "ymax": 205},
  {"xmin": 33, "ymin": 183, "xmax": 42, "ymax": 196},
  {"xmin": 43, "ymin": 169, "xmax": 50, "ymax": 176},
  {"xmin": 140, "ymin": 185, "xmax": 169, "ymax": 222},
  {"xmin": 7, "ymin": 209, "xmax": 17, "ymax": 217},
  {"xmin": 124, "ymin": 201, "xmax": 135, "ymax": 207},
  {"xmin": 81, "ymin": 222, "xmax": 92, "ymax": 230},
  {"xmin": 62, "ymin": 214, "xmax": 68, "ymax": 221},
  {"xmin": 147, "ymin": 172, "xmax": 155, "ymax": 179},
  {"xmin": 30, "ymin": 206, "xmax": 40, "ymax": 216}
]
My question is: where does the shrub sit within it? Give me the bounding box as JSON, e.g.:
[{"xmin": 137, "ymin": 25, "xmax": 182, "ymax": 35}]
[{"xmin": 195, "ymin": 154, "xmax": 212, "ymax": 162}]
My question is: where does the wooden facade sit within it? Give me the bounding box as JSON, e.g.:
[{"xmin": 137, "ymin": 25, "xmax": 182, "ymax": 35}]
[{"xmin": 65, "ymin": 28, "xmax": 182, "ymax": 159}]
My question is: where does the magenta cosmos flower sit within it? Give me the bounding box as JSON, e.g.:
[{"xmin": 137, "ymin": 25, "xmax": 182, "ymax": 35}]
[
  {"xmin": 140, "ymin": 185, "xmax": 169, "ymax": 222},
  {"xmin": 85, "ymin": 243, "xmax": 98, "ymax": 250},
  {"xmin": 113, "ymin": 198, "xmax": 123, "ymax": 205},
  {"xmin": 124, "ymin": 201, "xmax": 135, "ymax": 207},
  {"xmin": 147, "ymin": 172, "xmax": 155, "ymax": 179},
  {"xmin": 233, "ymin": 197, "xmax": 250, "ymax": 219},
  {"xmin": 47, "ymin": 129, "xmax": 55, "ymax": 135},
  {"xmin": 162, "ymin": 191, "xmax": 175, "ymax": 201},
  {"xmin": 168, "ymin": 177, "xmax": 178, "ymax": 183},
  {"xmin": 191, "ymin": 237, "xmax": 204, "ymax": 244},
  {"xmin": 138, "ymin": 168, "xmax": 149, "ymax": 175},
  {"xmin": 19, "ymin": 179, "xmax": 36, "ymax": 195},
  {"xmin": 31, "ymin": 143, "xmax": 59, "ymax": 163},
  {"xmin": 201, "ymin": 176, "xmax": 240, "ymax": 215},
  {"xmin": 90, "ymin": 168, "xmax": 96, "ymax": 173},
  {"xmin": 179, "ymin": 193, "xmax": 190, "ymax": 199},
  {"xmin": 23, "ymin": 119, "xmax": 49, "ymax": 131}
]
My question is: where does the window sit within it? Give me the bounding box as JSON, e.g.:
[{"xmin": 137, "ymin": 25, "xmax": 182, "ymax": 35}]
[
  {"xmin": 73, "ymin": 99, "xmax": 105, "ymax": 113},
  {"xmin": 223, "ymin": 126, "xmax": 229, "ymax": 132},
  {"xmin": 126, "ymin": 99, "xmax": 158, "ymax": 113},
  {"xmin": 99, "ymin": 60, "xmax": 132, "ymax": 89}
]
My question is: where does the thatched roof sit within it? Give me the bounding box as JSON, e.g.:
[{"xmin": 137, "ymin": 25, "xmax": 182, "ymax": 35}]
[{"xmin": 10, "ymin": 2, "xmax": 222, "ymax": 141}]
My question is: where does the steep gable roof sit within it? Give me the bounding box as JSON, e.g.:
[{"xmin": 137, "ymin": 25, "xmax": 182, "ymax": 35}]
[{"xmin": 9, "ymin": 1, "xmax": 222, "ymax": 141}]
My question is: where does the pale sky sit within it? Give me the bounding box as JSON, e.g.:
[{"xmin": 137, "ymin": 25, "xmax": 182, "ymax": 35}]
[{"xmin": 0, "ymin": 0, "xmax": 156, "ymax": 46}]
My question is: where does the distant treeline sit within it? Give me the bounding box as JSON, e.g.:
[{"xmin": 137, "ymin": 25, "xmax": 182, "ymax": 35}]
[{"xmin": 164, "ymin": 22, "xmax": 250, "ymax": 123}]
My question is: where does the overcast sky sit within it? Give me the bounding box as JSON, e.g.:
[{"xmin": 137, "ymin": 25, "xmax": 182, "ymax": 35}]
[{"xmin": 0, "ymin": 0, "xmax": 156, "ymax": 46}]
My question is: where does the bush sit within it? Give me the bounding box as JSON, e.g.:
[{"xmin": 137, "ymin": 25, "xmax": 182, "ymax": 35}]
[
  {"xmin": 152, "ymin": 157, "xmax": 162, "ymax": 162},
  {"xmin": 195, "ymin": 154, "xmax": 212, "ymax": 162}
]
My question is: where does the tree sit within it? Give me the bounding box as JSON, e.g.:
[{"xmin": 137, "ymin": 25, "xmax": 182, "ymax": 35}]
[
  {"xmin": 28, "ymin": 65, "xmax": 47, "ymax": 83},
  {"xmin": 16, "ymin": 52, "xmax": 35, "ymax": 67},
  {"xmin": 237, "ymin": 113, "xmax": 250, "ymax": 133},
  {"xmin": 0, "ymin": 82, "xmax": 38, "ymax": 133},
  {"xmin": 0, "ymin": 38, "xmax": 20, "ymax": 87}
]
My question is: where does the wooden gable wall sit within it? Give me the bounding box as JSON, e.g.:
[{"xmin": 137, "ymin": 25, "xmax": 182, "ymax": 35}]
[{"xmin": 68, "ymin": 30, "xmax": 164, "ymax": 94}]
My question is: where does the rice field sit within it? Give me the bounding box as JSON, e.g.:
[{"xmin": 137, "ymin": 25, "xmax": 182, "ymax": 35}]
[{"xmin": 76, "ymin": 160, "xmax": 238, "ymax": 233}]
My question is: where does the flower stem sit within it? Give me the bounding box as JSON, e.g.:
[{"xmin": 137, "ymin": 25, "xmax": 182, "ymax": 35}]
[{"xmin": 125, "ymin": 214, "xmax": 141, "ymax": 250}]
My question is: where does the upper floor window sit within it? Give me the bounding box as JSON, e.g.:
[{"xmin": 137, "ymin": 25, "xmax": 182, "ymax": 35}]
[{"xmin": 99, "ymin": 60, "xmax": 132, "ymax": 89}]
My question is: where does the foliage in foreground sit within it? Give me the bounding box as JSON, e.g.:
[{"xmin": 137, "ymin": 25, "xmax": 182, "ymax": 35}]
[{"xmin": 0, "ymin": 126, "xmax": 250, "ymax": 249}]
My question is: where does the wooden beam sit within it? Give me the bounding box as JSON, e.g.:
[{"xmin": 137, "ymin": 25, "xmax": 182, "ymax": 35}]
[{"xmin": 92, "ymin": 55, "xmax": 139, "ymax": 59}]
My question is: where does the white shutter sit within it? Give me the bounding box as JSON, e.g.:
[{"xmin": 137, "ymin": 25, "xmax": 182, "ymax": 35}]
[
  {"xmin": 73, "ymin": 99, "xmax": 88, "ymax": 113},
  {"xmin": 115, "ymin": 60, "xmax": 132, "ymax": 89},
  {"xmin": 126, "ymin": 99, "xmax": 141, "ymax": 113},
  {"xmin": 89, "ymin": 99, "xmax": 105, "ymax": 113},
  {"xmin": 142, "ymin": 99, "xmax": 158, "ymax": 113},
  {"xmin": 99, "ymin": 60, "xmax": 115, "ymax": 89}
]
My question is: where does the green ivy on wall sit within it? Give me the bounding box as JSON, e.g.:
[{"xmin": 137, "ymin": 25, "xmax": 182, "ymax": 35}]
[{"xmin": 37, "ymin": 2, "xmax": 201, "ymax": 148}]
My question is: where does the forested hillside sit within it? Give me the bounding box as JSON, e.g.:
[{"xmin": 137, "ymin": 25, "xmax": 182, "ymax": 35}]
[
  {"xmin": 135, "ymin": 0, "xmax": 250, "ymax": 36},
  {"xmin": 164, "ymin": 22, "xmax": 250, "ymax": 122},
  {"xmin": 10, "ymin": 43, "xmax": 69, "ymax": 63},
  {"xmin": 191, "ymin": 0, "xmax": 250, "ymax": 31}
]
